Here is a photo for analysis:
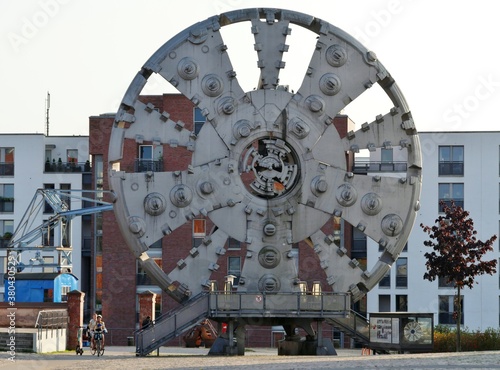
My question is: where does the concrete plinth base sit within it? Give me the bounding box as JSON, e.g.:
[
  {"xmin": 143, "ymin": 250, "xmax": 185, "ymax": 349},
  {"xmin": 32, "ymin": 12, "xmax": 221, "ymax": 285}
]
[
  {"xmin": 207, "ymin": 337, "xmax": 243, "ymax": 356},
  {"xmin": 278, "ymin": 338, "xmax": 337, "ymax": 356}
]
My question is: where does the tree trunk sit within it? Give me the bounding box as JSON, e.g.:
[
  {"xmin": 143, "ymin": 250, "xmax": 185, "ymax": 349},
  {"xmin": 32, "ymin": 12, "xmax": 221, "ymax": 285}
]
[{"xmin": 456, "ymin": 286, "xmax": 461, "ymax": 352}]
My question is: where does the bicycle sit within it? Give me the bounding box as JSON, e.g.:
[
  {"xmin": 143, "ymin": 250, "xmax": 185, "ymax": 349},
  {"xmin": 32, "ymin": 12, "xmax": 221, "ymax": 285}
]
[{"xmin": 91, "ymin": 331, "xmax": 105, "ymax": 357}]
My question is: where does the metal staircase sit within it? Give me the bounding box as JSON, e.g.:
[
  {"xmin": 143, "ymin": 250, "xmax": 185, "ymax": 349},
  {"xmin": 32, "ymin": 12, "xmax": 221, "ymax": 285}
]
[
  {"xmin": 327, "ymin": 310, "xmax": 370, "ymax": 346},
  {"xmin": 135, "ymin": 292, "xmax": 210, "ymax": 356},
  {"xmin": 134, "ymin": 291, "xmax": 372, "ymax": 356}
]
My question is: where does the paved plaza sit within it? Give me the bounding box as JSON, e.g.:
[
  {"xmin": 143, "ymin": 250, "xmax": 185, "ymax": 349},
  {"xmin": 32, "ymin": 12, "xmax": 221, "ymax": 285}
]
[{"xmin": 2, "ymin": 347, "xmax": 500, "ymax": 370}]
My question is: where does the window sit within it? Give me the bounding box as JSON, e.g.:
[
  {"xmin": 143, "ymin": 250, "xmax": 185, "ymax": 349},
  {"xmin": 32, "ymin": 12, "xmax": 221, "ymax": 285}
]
[
  {"xmin": 137, "ymin": 145, "xmax": 153, "ymax": 172},
  {"xmin": 439, "ymin": 276, "xmax": 454, "ymax": 288},
  {"xmin": 380, "ymin": 148, "xmax": 394, "ymax": 171},
  {"xmin": 44, "ymin": 288, "xmax": 54, "ymax": 302},
  {"xmin": 438, "ymin": 183, "xmax": 464, "ymax": 211},
  {"xmin": 0, "ymin": 220, "xmax": 14, "ymax": 247},
  {"xmin": 381, "ymin": 148, "xmax": 393, "ymax": 163},
  {"xmin": 396, "ymin": 295, "xmax": 408, "ymax": 311},
  {"xmin": 67, "ymin": 149, "xmax": 78, "ymax": 165},
  {"xmin": 379, "ymin": 295, "xmax": 390, "ymax": 312},
  {"xmin": 42, "ymin": 221, "xmax": 55, "ymax": 247},
  {"xmin": 379, "ymin": 269, "xmax": 390, "ymax": 288},
  {"xmin": 0, "ymin": 256, "xmax": 5, "ymax": 286},
  {"xmin": 61, "ymin": 219, "xmax": 71, "ymax": 247},
  {"xmin": 332, "ymin": 216, "xmax": 342, "ymax": 247},
  {"xmin": 150, "ymin": 239, "xmax": 162, "ymax": 249},
  {"xmin": 439, "ymin": 295, "xmax": 464, "ymax": 325},
  {"xmin": 61, "ymin": 286, "xmax": 71, "ymax": 302},
  {"xmin": 290, "ymin": 243, "xmax": 299, "ymax": 271},
  {"xmin": 193, "ymin": 219, "xmax": 206, "ymax": 238},
  {"xmin": 352, "ymin": 227, "xmax": 367, "ymax": 259},
  {"xmin": 227, "ymin": 256, "xmax": 241, "ymax": 285},
  {"xmin": 137, "ymin": 258, "xmax": 162, "ymax": 285},
  {"xmin": 43, "ymin": 184, "xmax": 55, "ymax": 213},
  {"xmin": 0, "ymin": 147, "xmax": 14, "ymax": 176},
  {"xmin": 396, "ymin": 258, "xmax": 407, "ymax": 288},
  {"xmin": 60, "ymin": 183, "xmax": 71, "ymax": 210},
  {"xmin": 227, "ymin": 238, "xmax": 241, "ymax": 250},
  {"xmin": 155, "ymin": 294, "xmax": 162, "ymax": 319},
  {"xmin": 439, "ymin": 145, "xmax": 464, "ymax": 176},
  {"xmin": 0, "ymin": 184, "xmax": 14, "ymax": 212},
  {"xmin": 194, "ymin": 107, "xmax": 205, "ymax": 135}
]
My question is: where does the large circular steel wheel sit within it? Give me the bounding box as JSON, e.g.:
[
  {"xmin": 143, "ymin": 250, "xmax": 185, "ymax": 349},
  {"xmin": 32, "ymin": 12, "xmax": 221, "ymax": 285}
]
[{"xmin": 108, "ymin": 8, "xmax": 422, "ymax": 303}]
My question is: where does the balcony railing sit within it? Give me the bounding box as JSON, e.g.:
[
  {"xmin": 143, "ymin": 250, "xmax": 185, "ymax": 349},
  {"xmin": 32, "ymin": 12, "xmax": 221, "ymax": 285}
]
[
  {"xmin": 44, "ymin": 160, "xmax": 91, "ymax": 173},
  {"xmin": 0, "ymin": 239, "xmax": 11, "ymax": 248},
  {"xmin": 0, "ymin": 163, "xmax": 14, "ymax": 176},
  {"xmin": 353, "ymin": 161, "xmax": 407, "ymax": 173},
  {"xmin": 134, "ymin": 159, "xmax": 163, "ymax": 173}
]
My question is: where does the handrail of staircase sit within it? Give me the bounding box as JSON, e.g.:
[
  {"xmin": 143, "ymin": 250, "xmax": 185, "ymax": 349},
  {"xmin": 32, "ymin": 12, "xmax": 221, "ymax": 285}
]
[
  {"xmin": 133, "ymin": 291, "xmax": 209, "ymax": 335},
  {"xmin": 328, "ymin": 309, "xmax": 370, "ymax": 344},
  {"xmin": 135, "ymin": 291, "xmax": 210, "ymax": 356}
]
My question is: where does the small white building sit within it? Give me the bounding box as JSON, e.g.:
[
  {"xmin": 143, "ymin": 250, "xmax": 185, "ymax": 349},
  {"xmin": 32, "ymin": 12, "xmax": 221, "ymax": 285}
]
[
  {"xmin": 0, "ymin": 134, "xmax": 90, "ymax": 301},
  {"xmin": 366, "ymin": 131, "xmax": 500, "ymax": 331}
]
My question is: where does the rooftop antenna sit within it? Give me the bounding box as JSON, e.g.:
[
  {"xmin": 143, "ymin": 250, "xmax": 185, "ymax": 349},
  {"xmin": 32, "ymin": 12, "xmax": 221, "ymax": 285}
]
[{"xmin": 45, "ymin": 91, "xmax": 50, "ymax": 136}]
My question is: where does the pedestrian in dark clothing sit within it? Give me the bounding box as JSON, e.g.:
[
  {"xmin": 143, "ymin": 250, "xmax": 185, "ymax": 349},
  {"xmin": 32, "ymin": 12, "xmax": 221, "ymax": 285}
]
[{"xmin": 142, "ymin": 316, "xmax": 152, "ymax": 329}]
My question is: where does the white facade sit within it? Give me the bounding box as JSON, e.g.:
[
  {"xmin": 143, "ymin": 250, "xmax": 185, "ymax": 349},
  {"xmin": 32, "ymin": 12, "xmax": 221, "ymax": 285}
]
[
  {"xmin": 366, "ymin": 131, "xmax": 500, "ymax": 331},
  {"xmin": 0, "ymin": 134, "xmax": 89, "ymax": 300}
]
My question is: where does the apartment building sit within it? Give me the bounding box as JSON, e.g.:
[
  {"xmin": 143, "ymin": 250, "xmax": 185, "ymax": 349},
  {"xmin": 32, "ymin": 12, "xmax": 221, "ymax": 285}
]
[
  {"xmin": 365, "ymin": 131, "xmax": 500, "ymax": 331},
  {"xmin": 0, "ymin": 134, "xmax": 91, "ymax": 303}
]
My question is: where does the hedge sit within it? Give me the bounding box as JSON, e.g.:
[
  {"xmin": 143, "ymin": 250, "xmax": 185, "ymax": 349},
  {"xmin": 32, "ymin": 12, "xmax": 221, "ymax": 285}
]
[{"xmin": 434, "ymin": 326, "xmax": 500, "ymax": 352}]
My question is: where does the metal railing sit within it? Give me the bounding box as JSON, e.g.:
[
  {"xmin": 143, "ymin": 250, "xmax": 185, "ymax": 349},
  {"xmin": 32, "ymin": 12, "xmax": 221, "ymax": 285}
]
[
  {"xmin": 353, "ymin": 161, "xmax": 407, "ymax": 173},
  {"xmin": 135, "ymin": 291, "xmax": 352, "ymax": 356},
  {"xmin": 134, "ymin": 159, "xmax": 163, "ymax": 173},
  {"xmin": 327, "ymin": 310, "xmax": 370, "ymax": 345},
  {"xmin": 44, "ymin": 161, "xmax": 91, "ymax": 173},
  {"xmin": 209, "ymin": 291, "xmax": 350, "ymax": 318},
  {"xmin": 135, "ymin": 292, "xmax": 210, "ymax": 356}
]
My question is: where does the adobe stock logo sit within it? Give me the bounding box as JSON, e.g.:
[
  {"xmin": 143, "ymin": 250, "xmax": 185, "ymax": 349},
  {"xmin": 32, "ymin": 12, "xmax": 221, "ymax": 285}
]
[
  {"xmin": 351, "ymin": 1, "xmax": 406, "ymax": 47},
  {"xmin": 442, "ymin": 74, "xmax": 500, "ymax": 129},
  {"xmin": 7, "ymin": 0, "xmax": 71, "ymax": 53}
]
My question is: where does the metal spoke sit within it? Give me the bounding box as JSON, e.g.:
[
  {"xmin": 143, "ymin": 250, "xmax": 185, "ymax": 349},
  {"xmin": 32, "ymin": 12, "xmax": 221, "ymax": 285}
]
[
  {"xmin": 146, "ymin": 16, "xmax": 245, "ymax": 124},
  {"xmin": 295, "ymin": 24, "xmax": 380, "ymax": 123},
  {"xmin": 168, "ymin": 228, "xmax": 229, "ymax": 297}
]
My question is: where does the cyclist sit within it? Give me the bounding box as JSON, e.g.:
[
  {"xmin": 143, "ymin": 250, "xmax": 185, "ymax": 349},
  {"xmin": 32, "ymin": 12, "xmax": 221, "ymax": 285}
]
[
  {"xmin": 88, "ymin": 313, "xmax": 97, "ymax": 350},
  {"xmin": 94, "ymin": 314, "xmax": 107, "ymax": 350}
]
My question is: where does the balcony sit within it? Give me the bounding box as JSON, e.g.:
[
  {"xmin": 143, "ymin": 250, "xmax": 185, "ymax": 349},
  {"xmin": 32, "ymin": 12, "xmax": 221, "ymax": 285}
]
[
  {"xmin": 0, "ymin": 238, "xmax": 11, "ymax": 248},
  {"xmin": 44, "ymin": 160, "xmax": 91, "ymax": 173},
  {"xmin": 353, "ymin": 161, "xmax": 407, "ymax": 174},
  {"xmin": 134, "ymin": 159, "xmax": 163, "ymax": 173}
]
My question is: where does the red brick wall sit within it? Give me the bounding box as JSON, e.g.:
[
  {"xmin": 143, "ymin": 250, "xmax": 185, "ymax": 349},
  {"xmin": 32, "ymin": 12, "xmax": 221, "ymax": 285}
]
[{"xmin": 0, "ymin": 302, "xmax": 66, "ymax": 327}]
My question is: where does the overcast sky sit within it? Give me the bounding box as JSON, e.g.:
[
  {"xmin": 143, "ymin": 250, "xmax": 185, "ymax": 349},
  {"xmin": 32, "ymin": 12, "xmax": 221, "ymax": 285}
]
[{"xmin": 1, "ymin": 0, "xmax": 500, "ymax": 136}]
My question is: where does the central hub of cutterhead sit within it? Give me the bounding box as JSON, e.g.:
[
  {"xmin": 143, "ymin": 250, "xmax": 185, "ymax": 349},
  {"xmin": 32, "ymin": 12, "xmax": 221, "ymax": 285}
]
[{"xmin": 240, "ymin": 137, "xmax": 299, "ymax": 199}]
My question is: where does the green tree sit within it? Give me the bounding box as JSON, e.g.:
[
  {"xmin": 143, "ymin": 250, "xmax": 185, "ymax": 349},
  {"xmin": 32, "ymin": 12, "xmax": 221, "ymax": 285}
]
[{"xmin": 421, "ymin": 201, "xmax": 497, "ymax": 352}]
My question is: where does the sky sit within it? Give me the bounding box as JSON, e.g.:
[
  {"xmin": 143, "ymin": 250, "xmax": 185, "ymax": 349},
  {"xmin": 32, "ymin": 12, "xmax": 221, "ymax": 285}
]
[{"xmin": 1, "ymin": 0, "xmax": 500, "ymax": 136}]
